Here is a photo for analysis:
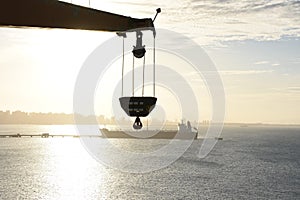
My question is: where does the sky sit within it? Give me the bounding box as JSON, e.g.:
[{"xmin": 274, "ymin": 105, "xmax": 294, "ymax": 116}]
[{"xmin": 0, "ymin": 0, "xmax": 300, "ymax": 124}]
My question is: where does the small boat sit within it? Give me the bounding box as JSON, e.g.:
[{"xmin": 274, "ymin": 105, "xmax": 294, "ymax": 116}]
[{"xmin": 100, "ymin": 120, "xmax": 198, "ymax": 140}]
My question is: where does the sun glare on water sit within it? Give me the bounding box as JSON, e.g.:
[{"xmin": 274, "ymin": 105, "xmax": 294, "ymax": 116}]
[{"xmin": 45, "ymin": 138, "xmax": 108, "ymax": 199}]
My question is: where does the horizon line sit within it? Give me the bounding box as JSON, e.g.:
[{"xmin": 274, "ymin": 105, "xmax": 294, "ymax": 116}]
[{"xmin": 1, "ymin": 110, "xmax": 299, "ymax": 125}]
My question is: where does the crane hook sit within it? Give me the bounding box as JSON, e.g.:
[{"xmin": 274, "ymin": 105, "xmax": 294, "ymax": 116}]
[
  {"xmin": 133, "ymin": 117, "xmax": 143, "ymax": 130},
  {"xmin": 132, "ymin": 31, "xmax": 146, "ymax": 59}
]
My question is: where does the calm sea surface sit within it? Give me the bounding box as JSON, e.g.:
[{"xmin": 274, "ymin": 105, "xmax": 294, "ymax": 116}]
[{"xmin": 0, "ymin": 125, "xmax": 299, "ymax": 199}]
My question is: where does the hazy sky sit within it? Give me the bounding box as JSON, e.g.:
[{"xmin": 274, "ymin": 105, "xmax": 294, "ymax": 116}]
[{"xmin": 0, "ymin": 0, "xmax": 300, "ymax": 124}]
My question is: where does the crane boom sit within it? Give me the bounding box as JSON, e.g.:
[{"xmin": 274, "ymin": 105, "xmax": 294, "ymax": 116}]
[{"xmin": 0, "ymin": 0, "xmax": 155, "ymax": 32}]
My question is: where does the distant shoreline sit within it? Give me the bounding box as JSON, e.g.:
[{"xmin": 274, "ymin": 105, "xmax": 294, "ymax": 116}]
[{"xmin": 1, "ymin": 111, "xmax": 300, "ymax": 126}]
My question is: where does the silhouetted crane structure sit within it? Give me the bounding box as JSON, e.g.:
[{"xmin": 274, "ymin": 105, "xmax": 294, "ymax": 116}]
[{"xmin": 0, "ymin": 0, "xmax": 161, "ymax": 130}]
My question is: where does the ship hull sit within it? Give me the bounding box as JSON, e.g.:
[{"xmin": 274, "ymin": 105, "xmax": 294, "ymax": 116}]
[{"xmin": 100, "ymin": 129, "xmax": 198, "ymax": 140}]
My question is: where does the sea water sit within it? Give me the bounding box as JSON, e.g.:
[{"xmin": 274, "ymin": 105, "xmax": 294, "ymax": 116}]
[{"xmin": 0, "ymin": 125, "xmax": 299, "ymax": 199}]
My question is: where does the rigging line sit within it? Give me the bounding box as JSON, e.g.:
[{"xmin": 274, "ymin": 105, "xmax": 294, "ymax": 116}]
[
  {"xmin": 132, "ymin": 54, "xmax": 135, "ymax": 96},
  {"xmin": 142, "ymin": 54, "xmax": 146, "ymax": 97},
  {"xmin": 153, "ymin": 37, "xmax": 156, "ymax": 97},
  {"xmin": 121, "ymin": 37, "xmax": 125, "ymax": 97}
]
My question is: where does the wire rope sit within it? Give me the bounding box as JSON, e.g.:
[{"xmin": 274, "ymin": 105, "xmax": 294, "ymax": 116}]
[
  {"xmin": 132, "ymin": 54, "xmax": 135, "ymax": 96},
  {"xmin": 153, "ymin": 37, "xmax": 156, "ymax": 97},
  {"xmin": 121, "ymin": 37, "xmax": 125, "ymax": 96},
  {"xmin": 142, "ymin": 55, "xmax": 146, "ymax": 96}
]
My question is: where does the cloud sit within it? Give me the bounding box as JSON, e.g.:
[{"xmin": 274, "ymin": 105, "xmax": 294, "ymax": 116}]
[
  {"xmin": 188, "ymin": 0, "xmax": 300, "ymax": 44},
  {"xmin": 254, "ymin": 61, "xmax": 269, "ymax": 65},
  {"xmin": 287, "ymin": 86, "xmax": 300, "ymax": 92},
  {"xmin": 271, "ymin": 86, "xmax": 300, "ymax": 94},
  {"xmin": 186, "ymin": 70, "xmax": 274, "ymax": 76},
  {"xmin": 219, "ymin": 70, "xmax": 274, "ymax": 75},
  {"xmin": 272, "ymin": 63, "xmax": 281, "ymax": 66},
  {"xmin": 291, "ymin": 57, "xmax": 300, "ymax": 64},
  {"xmin": 107, "ymin": 0, "xmax": 300, "ymax": 46},
  {"xmin": 253, "ymin": 61, "xmax": 281, "ymax": 66}
]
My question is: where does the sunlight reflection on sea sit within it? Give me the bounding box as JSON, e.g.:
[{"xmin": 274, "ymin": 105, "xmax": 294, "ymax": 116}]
[{"xmin": 0, "ymin": 125, "xmax": 299, "ymax": 199}]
